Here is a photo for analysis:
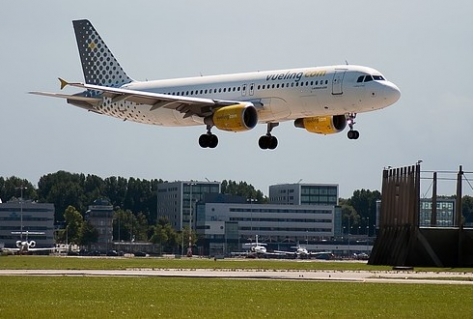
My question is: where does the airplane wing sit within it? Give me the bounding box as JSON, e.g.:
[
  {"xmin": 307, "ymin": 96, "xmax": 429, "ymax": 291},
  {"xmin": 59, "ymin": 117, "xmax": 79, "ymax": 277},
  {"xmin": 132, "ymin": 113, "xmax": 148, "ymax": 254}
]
[
  {"xmin": 27, "ymin": 247, "xmax": 56, "ymax": 252},
  {"xmin": 273, "ymin": 250, "xmax": 296, "ymax": 256},
  {"xmin": 38, "ymin": 79, "xmax": 256, "ymax": 119}
]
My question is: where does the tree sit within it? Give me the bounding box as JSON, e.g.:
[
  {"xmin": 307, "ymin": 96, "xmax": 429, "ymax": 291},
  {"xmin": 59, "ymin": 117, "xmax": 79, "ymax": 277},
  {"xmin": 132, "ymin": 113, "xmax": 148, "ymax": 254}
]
[
  {"xmin": 339, "ymin": 198, "xmax": 359, "ymax": 234},
  {"xmin": 80, "ymin": 220, "xmax": 99, "ymax": 249},
  {"xmin": 347, "ymin": 189, "xmax": 381, "ymax": 235},
  {"xmin": 150, "ymin": 224, "xmax": 168, "ymax": 255},
  {"xmin": 63, "ymin": 206, "xmax": 83, "ymax": 246},
  {"xmin": 0, "ymin": 177, "xmax": 37, "ymax": 203},
  {"xmin": 112, "ymin": 209, "xmax": 135, "ymax": 242},
  {"xmin": 221, "ymin": 180, "xmax": 267, "ymax": 202},
  {"xmin": 37, "ymin": 171, "xmax": 86, "ymax": 222},
  {"xmin": 150, "ymin": 217, "xmax": 179, "ymax": 254},
  {"xmin": 462, "ymin": 195, "xmax": 473, "ymax": 226}
]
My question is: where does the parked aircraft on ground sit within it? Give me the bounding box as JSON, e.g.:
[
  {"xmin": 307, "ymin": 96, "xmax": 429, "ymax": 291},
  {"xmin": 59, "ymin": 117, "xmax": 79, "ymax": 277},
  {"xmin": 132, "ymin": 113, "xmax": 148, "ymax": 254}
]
[
  {"xmin": 244, "ymin": 235, "xmax": 267, "ymax": 256},
  {"xmin": 31, "ymin": 20, "xmax": 401, "ymax": 150},
  {"xmin": 1, "ymin": 231, "xmax": 54, "ymax": 254}
]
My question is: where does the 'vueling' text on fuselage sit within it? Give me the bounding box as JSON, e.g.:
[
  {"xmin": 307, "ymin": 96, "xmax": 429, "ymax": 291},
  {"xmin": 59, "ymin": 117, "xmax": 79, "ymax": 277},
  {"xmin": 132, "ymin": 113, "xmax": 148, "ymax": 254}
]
[{"xmin": 265, "ymin": 70, "xmax": 327, "ymax": 82}]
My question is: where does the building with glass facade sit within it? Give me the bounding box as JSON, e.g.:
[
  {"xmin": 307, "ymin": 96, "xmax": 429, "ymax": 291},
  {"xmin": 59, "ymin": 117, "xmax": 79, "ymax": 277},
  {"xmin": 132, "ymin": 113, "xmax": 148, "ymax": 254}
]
[
  {"xmin": 269, "ymin": 183, "xmax": 338, "ymax": 206},
  {"xmin": 419, "ymin": 198, "xmax": 456, "ymax": 227},
  {"xmin": 376, "ymin": 198, "xmax": 457, "ymax": 228},
  {"xmin": 157, "ymin": 181, "xmax": 220, "ymax": 231}
]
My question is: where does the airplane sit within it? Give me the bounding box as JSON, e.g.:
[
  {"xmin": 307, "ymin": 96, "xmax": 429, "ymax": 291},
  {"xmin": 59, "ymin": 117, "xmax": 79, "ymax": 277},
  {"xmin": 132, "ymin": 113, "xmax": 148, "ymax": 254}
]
[
  {"xmin": 275, "ymin": 243, "xmax": 310, "ymax": 258},
  {"xmin": 31, "ymin": 19, "xmax": 401, "ymax": 150},
  {"xmin": 244, "ymin": 235, "xmax": 267, "ymax": 256},
  {"xmin": 2, "ymin": 231, "xmax": 54, "ymax": 255}
]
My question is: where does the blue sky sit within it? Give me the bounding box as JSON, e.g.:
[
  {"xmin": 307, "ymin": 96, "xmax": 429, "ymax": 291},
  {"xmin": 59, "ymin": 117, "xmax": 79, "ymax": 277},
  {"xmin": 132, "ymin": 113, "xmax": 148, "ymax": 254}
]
[{"xmin": 0, "ymin": 1, "xmax": 472, "ymax": 198}]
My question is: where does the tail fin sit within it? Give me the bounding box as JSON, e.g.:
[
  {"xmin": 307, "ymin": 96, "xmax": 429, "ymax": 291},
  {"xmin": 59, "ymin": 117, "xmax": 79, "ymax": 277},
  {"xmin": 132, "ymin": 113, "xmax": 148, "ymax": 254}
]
[{"xmin": 73, "ymin": 19, "xmax": 133, "ymax": 87}]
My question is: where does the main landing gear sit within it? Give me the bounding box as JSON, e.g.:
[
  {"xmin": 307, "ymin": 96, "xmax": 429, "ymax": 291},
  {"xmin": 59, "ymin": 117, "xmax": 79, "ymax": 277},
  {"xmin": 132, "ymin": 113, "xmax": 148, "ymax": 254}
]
[
  {"xmin": 258, "ymin": 123, "xmax": 279, "ymax": 150},
  {"xmin": 347, "ymin": 113, "xmax": 360, "ymax": 140},
  {"xmin": 199, "ymin": 125, "xmax": 218, "ymax": 148}
]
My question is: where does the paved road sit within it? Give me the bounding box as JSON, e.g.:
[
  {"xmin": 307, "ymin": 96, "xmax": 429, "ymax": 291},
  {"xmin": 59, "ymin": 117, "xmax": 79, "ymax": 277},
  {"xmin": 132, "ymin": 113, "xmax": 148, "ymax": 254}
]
[{"xmin": 0, "ymin": 269, "xmax": 471, "ymax": 285}]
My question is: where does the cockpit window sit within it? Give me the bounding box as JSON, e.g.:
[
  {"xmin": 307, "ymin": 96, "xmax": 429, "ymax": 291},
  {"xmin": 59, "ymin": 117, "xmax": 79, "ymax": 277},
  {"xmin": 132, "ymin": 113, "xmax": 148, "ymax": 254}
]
[
  {"xmin": 373, "ymin": 75, "xmax": 385, "ymax": 81},
  {"xmin": 357, "ymin": 75, "xmax": 364, "ymax": 83},
  {"xmin": 364, "ymin": 75, "xmax": 373, "ymax": 82}
]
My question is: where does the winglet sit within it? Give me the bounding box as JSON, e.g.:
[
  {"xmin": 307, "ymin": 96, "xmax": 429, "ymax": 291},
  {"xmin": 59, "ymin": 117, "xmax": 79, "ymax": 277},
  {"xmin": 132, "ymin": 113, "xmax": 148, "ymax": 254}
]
[{"xmin": 59, "ymin": 78, "xmax": 69, "ymax": 90}]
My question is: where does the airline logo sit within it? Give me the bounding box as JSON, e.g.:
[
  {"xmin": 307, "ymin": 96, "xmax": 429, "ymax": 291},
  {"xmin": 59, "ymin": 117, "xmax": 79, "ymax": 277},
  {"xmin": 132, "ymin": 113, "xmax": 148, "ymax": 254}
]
[{"xmin": 265, "ymin": 70, "xmax": 327, "ymax": 82}]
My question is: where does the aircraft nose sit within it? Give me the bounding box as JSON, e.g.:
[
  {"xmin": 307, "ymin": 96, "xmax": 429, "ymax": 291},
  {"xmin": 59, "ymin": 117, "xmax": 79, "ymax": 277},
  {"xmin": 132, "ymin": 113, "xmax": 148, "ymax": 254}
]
[{"xmin": 384, "ymin": 82, "xmax": 401, "ymax": 106}]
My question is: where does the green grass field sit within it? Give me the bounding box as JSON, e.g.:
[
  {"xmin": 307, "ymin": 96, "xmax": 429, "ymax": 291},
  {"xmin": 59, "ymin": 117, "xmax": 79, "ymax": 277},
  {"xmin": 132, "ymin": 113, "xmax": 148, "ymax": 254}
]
[
  {"xmin": 0, "ymin": 276, "xmax": 471, "ymax": 318},
  {"xmin": 0, "ymin": 255, "xmax": 472, "ymax": 273},
  {"xmin": 0, "ymin": 256, "xmax": 472, "ymax": 318}
]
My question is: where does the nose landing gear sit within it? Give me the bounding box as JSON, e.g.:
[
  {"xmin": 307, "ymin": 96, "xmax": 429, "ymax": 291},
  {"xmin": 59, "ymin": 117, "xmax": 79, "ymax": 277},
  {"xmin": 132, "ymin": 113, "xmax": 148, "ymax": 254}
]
[{"xmin": 347, "ymin": 113, "xmax": 359, "ymax": 140}]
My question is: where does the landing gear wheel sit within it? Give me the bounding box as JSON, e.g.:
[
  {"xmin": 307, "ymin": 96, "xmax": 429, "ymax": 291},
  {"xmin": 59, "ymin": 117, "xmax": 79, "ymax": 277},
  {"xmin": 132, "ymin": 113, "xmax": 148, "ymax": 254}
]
[
  {"xmin": 346, "ymin": 113, "xmax": 359, "ymax": 140},
  {"xmin": 199, "ymin": 133, "xmax": 218, "ymax": 148},
  {"xmin": 259, "ymin": 123, "xmax": 279, "ymax": 150},
  {"xmin": 208, "ymin": 134, "xmax": 218, "ymax": 148},
  {"xmin": 347, "ymin": 130, "xmax": 359, "ymax": 140},
  {"xmin": 258, "ymin": 135, "xmax": 278, "ymax": 150}
]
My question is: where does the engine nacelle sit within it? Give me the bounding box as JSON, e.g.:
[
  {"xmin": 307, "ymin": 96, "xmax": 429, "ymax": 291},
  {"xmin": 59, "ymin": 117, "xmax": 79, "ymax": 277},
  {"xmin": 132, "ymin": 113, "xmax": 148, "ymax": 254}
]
[
  {"xmin": 205, "ymin": 103, "xmax": 258, "ymax": 132},
  {"xmin": 28, "ymin": 241, "xmax": 36, "ymax": 248},
  {"xmin": 16, "ymin": 240, "xmax": 22, "ymax": 248},
  {"xmin": 294, "ymin": 115, "xmax": 346, "ymax": 134}
]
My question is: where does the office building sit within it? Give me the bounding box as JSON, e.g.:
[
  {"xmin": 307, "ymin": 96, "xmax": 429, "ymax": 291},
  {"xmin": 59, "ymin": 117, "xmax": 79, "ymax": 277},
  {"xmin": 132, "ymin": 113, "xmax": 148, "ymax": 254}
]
[
  {"xmin": 269, "ymin": 183, "xmax": 339, "ymax": 206},
  {"xmin": 0, "ymin": 200, "xmax": 55, "ymax": 248},
  {"xmin": 157, "ymin": 181, "xmax": 220, "ymax": 231},
  {"xmin": 196, "ymin": 193, "xmax": 339, "ymax": 256},
  {"xmin": 419, "ymin": 198, "xmax": 456, "ymax": 227}
]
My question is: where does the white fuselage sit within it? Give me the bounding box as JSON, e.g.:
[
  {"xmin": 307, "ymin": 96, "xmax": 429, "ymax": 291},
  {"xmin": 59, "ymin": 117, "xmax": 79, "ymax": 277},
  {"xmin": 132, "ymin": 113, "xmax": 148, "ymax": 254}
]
[{"xmin": 91, "ymin": 65, "xmax": 400, "ymax": 127}]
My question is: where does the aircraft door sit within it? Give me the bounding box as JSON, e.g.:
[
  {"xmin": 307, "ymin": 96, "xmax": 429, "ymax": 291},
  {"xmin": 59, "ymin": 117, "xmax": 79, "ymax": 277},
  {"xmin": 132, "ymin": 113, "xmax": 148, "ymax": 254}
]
[
  {"xmin": 241, "ymin": 84, "xmax": 247, "ymax": 97},
  {"xmin": 249, "ymin": 83, "xmax": 255, "ymax": 96},
  {"xmin": 332, "ymin": 69, "xmax": 346, "ymax": 95}
]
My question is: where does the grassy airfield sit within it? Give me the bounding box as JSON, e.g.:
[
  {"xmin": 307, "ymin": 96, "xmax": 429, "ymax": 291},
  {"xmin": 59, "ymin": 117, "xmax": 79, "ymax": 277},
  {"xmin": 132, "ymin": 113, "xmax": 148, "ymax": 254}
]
[
  {"xmin": 0, "ymin": 255, "xmax": 472, "ymax": 272},
  {"xmin": 0, "ymin": 256, "xmax": 472, "ymax": 318}
]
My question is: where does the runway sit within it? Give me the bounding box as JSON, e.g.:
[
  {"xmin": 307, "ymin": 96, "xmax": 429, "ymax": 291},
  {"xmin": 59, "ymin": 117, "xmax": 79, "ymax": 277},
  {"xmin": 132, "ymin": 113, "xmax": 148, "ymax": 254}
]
[{"xmin": 0, "ymin": 268, "xmax": 471, "ymax": 285}]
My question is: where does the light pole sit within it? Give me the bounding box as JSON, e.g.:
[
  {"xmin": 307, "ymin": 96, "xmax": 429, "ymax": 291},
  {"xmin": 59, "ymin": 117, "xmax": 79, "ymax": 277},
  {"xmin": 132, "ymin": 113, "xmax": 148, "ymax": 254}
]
[
  {"xmin": 187, "ymin": 182, "xmax": 196, "ymax": 257},
  {"xmin": 16, "ymin": 186, "xmax": 27, "ymax": 241}
]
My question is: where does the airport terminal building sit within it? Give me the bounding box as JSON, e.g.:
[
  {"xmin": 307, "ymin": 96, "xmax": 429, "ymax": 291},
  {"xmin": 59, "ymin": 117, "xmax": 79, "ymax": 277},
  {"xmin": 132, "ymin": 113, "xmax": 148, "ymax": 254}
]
[
  {"xmin": 0, "ymin": 200, "xmax": 55, "ymax": 249},
  {"xmin": 156, "ymin": 181, "xmax": 346, "ymax": 256},
  {"xmin": 195, "ymin": 196, "xmax": 340, "ymax": 255}
]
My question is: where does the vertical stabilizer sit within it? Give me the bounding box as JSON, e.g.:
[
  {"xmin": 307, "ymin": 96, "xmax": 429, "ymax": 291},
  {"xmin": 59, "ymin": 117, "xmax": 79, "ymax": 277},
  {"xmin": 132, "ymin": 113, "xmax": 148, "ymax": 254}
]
[{"xmin": 73, "ymin": 19, "xmax": 133, "ymax": 87}]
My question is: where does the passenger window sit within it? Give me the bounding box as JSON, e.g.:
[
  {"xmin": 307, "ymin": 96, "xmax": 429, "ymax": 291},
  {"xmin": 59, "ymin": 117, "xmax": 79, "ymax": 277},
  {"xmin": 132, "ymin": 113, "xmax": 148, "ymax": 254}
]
[
  {"xmin": 276, "ymin": 84, "xmax": 279, "ymax": 88},
  {"xmin": 223, "ymin": 88, "xmax": 226, "ymax": 92}
]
